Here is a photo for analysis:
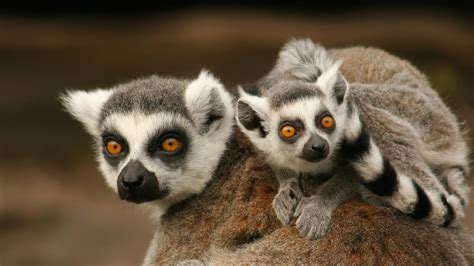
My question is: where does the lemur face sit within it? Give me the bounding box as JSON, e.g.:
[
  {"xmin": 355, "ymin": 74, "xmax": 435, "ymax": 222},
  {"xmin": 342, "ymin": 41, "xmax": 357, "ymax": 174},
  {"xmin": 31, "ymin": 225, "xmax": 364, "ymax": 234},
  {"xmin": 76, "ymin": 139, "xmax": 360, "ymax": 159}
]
[
  {"xmin": 62, "ymin": 71, "xmax": 234, "ymax": 209},
  {"xmin": 236, "ymin": 61, "xmax": 350, "ymax": 173}
]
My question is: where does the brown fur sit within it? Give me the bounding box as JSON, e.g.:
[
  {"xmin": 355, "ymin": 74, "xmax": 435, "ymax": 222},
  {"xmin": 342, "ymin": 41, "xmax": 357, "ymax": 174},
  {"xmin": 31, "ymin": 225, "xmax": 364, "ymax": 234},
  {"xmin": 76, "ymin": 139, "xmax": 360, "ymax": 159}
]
[{"xmin": 144, "ymin": 47, "xmax": 474, "ymax": 265}]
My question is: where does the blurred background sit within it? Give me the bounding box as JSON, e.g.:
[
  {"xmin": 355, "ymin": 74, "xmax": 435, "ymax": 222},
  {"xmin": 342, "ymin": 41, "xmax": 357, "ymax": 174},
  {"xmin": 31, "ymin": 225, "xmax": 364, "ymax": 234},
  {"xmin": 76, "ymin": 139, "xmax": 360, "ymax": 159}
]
[{"xmin": 0, "ymin": 2, "xmax": 472, "ymax": 265}]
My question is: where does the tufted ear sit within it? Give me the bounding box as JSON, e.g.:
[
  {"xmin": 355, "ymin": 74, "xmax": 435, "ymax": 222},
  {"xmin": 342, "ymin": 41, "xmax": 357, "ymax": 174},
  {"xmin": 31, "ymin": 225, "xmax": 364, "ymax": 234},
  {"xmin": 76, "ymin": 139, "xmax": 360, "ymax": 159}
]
[
  {"xmin": 60, "ymin": 89, "xmax": 113, "ymax": 135},
  {"xmin": 316, "ymin": 60, "xmax": 349, "ymax": 105},
  {"xmin": 235, "ymin": 88, "xmax": 270, "ymax": 138},
  {"xmin": 185, "ymin": 70, "xmax": 233, "ymax": 135}
]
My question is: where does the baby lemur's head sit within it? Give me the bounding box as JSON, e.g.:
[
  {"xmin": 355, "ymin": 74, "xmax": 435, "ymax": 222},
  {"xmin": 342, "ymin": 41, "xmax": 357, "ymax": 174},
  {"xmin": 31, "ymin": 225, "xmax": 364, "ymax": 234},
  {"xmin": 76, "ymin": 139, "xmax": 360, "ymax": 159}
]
[
  {"xmin": 61, "ymin": 70, "xmax": 234, "ymax": 210},
  {"xmin": 236, "ymin": 39, "xmax": 351, "ymax": 174}
]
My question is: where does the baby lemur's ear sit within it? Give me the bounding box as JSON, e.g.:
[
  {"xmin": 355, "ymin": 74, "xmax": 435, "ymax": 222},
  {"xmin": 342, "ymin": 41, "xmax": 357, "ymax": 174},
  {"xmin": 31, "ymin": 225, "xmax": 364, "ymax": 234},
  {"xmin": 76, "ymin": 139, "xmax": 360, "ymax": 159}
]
[
  {"xmin": 236, "ymin": 88, "xmax": 270, "ymax": 138},
  {"xmin": 316, "ymin": 60, "xmax": 349, "ymax": 105},
  {"xmin": 185, "ymin": 70, "xmax": 234, "ymax": 135},
  {"xmin": 60, "ymin": 89, "xmax": 113, "ymax": 135},
  {"xmin": 274, "ymin": 38, "xmax": 333, "ymax": 82}
]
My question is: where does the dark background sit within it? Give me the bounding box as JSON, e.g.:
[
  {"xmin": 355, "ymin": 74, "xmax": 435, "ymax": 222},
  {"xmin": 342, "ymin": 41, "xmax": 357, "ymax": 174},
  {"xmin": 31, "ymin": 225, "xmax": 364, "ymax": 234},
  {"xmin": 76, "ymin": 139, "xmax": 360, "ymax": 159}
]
[{"xmin": 0, "ymin": 3, "xmax": 473, "ymax": 265}]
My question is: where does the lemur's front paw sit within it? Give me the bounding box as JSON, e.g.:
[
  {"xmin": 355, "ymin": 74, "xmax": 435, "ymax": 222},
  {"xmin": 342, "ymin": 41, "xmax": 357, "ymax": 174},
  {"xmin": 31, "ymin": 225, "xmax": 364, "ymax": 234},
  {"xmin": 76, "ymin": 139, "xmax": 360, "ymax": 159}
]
[
  {"xmin": 294, "ymin": 197, "xmax": 332, "ymax": 240},
  {"xmin": 272, "ymin": 181, "xmax": 303, "ymax": 225},
  {"xmin": 176, "ymin": 259, "xmax": 206, "ymax": 266}
]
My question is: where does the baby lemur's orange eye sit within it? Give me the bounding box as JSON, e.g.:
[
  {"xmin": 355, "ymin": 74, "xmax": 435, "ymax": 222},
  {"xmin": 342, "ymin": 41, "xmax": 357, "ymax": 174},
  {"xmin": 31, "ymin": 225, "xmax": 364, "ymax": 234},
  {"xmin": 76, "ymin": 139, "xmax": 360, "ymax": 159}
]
[
  {"xmin": 280, "ymin": 125, "xmax": 297, "ymax": 139},
  {"xmin": 106, "ymin": 140, "xmax": 123, "ymax": 155},
  {"xmin": 162, "ymin": 137, "xmax": 181, "ymax": 153},
  {"xmin": 321, "ymin": 115, "xmax": 335, "ymax": 129}
]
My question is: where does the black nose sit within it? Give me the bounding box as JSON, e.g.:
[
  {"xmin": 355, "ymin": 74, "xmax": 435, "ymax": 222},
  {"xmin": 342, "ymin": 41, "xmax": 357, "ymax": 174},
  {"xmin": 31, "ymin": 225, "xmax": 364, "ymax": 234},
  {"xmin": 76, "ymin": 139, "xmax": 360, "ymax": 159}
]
[
  {"xmin": 121, "ymin": 175, "xmax": 144, "ymax": 191},
  {"xmin": 311, "ymin": 143, "xmax": 327, "ymax": 153},
  {"xmin": 117, "ymin": 160, "xmax": 169, "ymax": 204},
  {"xmin": 301, "ymin": 134, "xmax": 329, "ymax": 162}
]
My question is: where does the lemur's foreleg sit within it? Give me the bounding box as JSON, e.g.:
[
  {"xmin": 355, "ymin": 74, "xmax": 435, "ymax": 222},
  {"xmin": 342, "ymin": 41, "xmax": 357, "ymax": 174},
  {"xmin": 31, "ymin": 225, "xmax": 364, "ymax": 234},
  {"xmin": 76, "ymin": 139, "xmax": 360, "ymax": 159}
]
[
  {"xmin": 271, "ymin": 167, "xmax": 304, "ymax": 225},
  {"xmin": 294, "ymin": 172, "xmax": 357, "ymax": 239}
]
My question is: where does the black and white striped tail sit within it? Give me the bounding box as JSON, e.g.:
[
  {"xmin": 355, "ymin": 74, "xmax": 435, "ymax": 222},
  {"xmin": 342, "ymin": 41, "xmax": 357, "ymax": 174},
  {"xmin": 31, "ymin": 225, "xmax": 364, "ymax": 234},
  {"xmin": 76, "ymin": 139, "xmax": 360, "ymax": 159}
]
[
  {"xmin": 444, "ymin": 167, "xmax": 470, "ymax": 207},
  {"xmin": 339, "ymin": 108, "xmax": 465, "ymax": 227},
  {"xmin": 444, "ymin": 167, "xmax": 470, "ymax": 221}
]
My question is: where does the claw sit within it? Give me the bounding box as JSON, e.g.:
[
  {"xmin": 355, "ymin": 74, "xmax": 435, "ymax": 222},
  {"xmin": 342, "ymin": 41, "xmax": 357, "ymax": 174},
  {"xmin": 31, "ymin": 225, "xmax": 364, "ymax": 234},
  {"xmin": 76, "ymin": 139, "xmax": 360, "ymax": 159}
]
[{"xmin": 272, "ymin": 182, "xmax": 303, "ymax": 225}]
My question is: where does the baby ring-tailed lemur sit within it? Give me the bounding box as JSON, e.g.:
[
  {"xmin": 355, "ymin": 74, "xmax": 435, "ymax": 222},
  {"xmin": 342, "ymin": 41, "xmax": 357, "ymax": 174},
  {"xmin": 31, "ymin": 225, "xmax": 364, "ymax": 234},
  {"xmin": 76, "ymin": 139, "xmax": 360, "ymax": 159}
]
[
  {"xmin": 236, "ymin": 39, "xmax": 470, "ymax": 239},
  {"xmin": 61, "ymin": 70, "xmax": 234, "ymax": 217}
]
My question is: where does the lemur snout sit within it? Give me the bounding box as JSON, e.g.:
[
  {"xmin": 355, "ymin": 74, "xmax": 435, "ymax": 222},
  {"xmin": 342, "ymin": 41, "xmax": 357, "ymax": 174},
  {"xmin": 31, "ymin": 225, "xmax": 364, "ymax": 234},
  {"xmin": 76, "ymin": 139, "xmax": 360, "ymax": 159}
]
[
  {"xmin": 301, "ymin": 134, "xmax": 329, "ymax": 162},
  {"xmin": 311, "ymin": 143, "xmax": 326, "ymax": 153},
  {"xmin": 117, "ymin": 160, "xmax": 169, "ymax": 204},
  {"xmin": 121, "ymin": 175, "xmax": 144, "ymax": 191}
]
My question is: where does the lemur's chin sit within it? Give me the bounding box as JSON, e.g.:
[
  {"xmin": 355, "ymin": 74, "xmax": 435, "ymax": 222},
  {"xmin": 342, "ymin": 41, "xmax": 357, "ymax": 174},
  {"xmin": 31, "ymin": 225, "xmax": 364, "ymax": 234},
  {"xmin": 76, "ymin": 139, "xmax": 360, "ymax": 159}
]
[
  {"xmin": 119, "ymin": 189, "xmax": 170, "ymax": 204},
  {"xmin": 302, "ymin": 157, "xmax": 325, "ymax": 163},
  {"xmin": 299, "ymin": 154, "xmax": 328, "ymax": 163}
]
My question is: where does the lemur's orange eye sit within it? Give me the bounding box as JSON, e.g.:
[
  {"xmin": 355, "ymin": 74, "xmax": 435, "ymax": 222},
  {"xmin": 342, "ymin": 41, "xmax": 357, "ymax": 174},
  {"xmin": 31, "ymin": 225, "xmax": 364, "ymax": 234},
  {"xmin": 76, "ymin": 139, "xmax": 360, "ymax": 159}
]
[
  {"xmin": 321, "ymin": 115, "xmax": 335, "ymax": 129},
  {"xmin": 280, "ymin": 125, "xmax": 297, "ymax": 138},
  {"xmin": 106, "ymin": 140, "xmax": 123, "ymax": 155},
  {"xmin": 162, "ymin": 137, "xmax": 181, "ymax": 153}
]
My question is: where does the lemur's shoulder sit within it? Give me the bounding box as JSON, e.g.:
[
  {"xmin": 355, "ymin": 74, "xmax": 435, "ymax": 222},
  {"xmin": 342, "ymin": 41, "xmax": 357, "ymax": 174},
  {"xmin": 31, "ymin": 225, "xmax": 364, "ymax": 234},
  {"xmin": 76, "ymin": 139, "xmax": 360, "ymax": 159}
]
[{"xmin": 150, "ymin": 134, "xmax": 280, "ymax": 264}]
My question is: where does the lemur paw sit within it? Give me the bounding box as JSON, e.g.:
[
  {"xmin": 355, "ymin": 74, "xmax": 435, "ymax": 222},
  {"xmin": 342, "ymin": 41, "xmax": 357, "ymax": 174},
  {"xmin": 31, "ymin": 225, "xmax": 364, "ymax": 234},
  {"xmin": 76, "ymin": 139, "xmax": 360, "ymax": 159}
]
[
  {"xmin": 294, "ymin": 197, "xmax": 332, "ymax": 240},
  {"xmin": 176, "ymin": 259, "xmax": 206, "ymax": 266},
  {"xmin": 272, "ymin": 181, "xmax": 303, "ymax": 225}
]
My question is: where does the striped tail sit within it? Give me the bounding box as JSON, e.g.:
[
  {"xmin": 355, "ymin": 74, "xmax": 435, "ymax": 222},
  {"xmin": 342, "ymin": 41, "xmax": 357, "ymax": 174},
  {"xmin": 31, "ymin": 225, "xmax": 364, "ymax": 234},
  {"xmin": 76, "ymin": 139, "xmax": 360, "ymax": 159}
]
[
  {"xmin": 339, "ymin": 108, "xmax": 463, "ymax": 227},
  {"xmin": 443, "ymin": 167, "xmax": 470, "ymax": 222}
]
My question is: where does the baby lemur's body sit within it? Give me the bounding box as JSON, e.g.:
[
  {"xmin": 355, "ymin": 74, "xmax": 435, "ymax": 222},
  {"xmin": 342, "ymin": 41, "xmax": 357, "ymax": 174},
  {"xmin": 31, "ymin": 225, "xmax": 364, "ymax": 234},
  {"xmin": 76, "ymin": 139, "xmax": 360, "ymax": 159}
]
[{"xmin": 237, "ymin": 39, "xmax": 470, "ymax": 239}]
